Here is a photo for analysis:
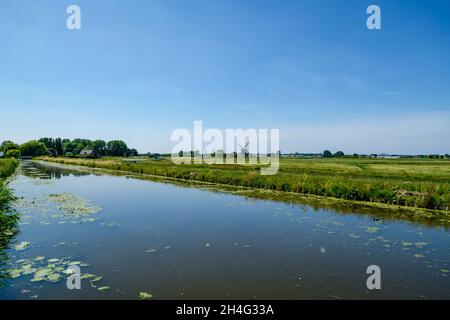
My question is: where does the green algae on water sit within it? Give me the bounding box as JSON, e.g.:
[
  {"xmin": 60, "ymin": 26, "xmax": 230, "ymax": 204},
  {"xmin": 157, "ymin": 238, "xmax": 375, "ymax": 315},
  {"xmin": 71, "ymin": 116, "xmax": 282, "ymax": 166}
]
[{"xmin": 48, "ymin": 193, "xmax": 102, "ymax": 217}]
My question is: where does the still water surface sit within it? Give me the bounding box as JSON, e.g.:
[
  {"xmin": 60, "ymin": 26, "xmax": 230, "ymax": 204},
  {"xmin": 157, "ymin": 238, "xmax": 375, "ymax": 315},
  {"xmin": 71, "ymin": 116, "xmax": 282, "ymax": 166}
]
[{"xmin": 0, "ymin": 161, "xmax": 449, "ymax": 299}]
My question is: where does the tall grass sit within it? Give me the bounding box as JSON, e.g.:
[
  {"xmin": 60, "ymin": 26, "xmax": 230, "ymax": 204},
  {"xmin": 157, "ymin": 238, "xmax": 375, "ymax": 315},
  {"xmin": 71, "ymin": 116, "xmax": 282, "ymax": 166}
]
[
  {"xmin": 0, "ymin": 159, "xmax": 19, "ymax": 248},
  {"xmin": 0, "ymin": 159, "xmax": 18, "ymax": 211},
  {"xmin": 39, "ymin": 157, "xmax": 450, "ymax": 211},
  {"xmin": 0, "ymin": 158, "xmax": 18, "ymax": 179}
]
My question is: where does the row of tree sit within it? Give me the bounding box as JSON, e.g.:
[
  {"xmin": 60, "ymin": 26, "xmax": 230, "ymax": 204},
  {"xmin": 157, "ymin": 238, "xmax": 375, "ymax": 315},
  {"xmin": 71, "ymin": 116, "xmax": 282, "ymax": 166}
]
[
  {"xmin": 322, "ymin": 150, "xmax": 450, "ymax": 159},
  {"xmin": 323, "ymin": 150, "xmax": 345, "ymax": 158},
  {"xmin": 0, "ymin": 139, "xmax": 138, "ymax": 158},
  {"xmin": 0, "ymin": 141, "xmax": 46, "ymax": 158}
]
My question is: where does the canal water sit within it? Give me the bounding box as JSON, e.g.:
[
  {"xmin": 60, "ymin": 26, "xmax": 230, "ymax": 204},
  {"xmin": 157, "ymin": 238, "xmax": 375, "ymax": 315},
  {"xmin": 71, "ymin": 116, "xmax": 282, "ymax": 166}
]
[{"xmin": 0, "ymin": 161, "xmax": 449, "ymax": 299}]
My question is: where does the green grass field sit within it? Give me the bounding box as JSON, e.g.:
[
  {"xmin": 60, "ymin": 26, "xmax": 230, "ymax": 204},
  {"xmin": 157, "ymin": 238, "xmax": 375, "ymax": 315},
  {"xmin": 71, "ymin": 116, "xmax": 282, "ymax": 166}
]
[{"xmin": 39, "ymin": 156, "xmax": 450, "ymax": 212}]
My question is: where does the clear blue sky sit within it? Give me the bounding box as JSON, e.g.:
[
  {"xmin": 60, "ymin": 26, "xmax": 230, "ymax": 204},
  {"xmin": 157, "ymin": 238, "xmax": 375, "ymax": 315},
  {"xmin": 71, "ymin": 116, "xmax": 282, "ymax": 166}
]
[{"xmin": 1, "ymin": 0, "xmax": 449, "ymax": 154}]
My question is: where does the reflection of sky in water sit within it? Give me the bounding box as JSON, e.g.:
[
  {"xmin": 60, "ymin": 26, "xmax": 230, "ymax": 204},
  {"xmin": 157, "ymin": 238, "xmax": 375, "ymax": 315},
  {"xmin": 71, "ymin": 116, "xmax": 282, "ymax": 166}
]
[{"xmin": 0, "ymin": 162, "xmax": 449, "ymax": 300}]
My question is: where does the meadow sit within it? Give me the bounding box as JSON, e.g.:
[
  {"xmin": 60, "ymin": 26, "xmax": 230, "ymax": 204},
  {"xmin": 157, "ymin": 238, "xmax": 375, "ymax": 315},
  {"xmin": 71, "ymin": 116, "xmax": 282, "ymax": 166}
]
[{"xmin": 38, "ymin": 156, "xmax": 450, "ymax": 212}]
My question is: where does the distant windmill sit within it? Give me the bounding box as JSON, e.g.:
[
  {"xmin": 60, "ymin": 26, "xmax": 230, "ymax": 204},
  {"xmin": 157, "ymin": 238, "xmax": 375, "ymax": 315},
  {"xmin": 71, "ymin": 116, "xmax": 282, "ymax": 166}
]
[{"xmin": 239, "ymin": 142, "xmax": 250, "ymax": 156}]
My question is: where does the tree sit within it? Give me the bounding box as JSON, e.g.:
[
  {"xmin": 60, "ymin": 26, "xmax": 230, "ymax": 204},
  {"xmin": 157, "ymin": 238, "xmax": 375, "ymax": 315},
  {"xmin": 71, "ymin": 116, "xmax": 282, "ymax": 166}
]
[
  {"xmin": 55, "ymin": 138, "xmax": 63, "ymax": 156},
  {"xmin": 72, "ymin": 138, "xmax": 91, "ymax": 146},
  {"xmin": 20, "ymin": 141, "xmax": 48, "ymax": 157},
  {"xmin": 323, "ymin": 150, "xmax": 333, "ymax": 158},
  {"xmin": 334, "ymin": 151, "xmax": 345, "ymax": 157},
  {"xmin": 90, "ymin": 140, "xmax": 107, "ymax": 156},
  {"xmin": 72, "ymin": 143, "xmax": 85, "ymax": 155},
  {"xmin": 60, "ymin": 138, "xmax": 91, "ymax": 155},
  {"xmin": 5, "ymin": 149, "xmax": 21, "ymax": 158},
  {"xmin": 106, "ymin": 140, "xmax": 128, "ymax": 156},
  {"xmin": 38, "ymin": 138, "xmax": 54, "ymax": 149},
  {"xmin": 129, "ymin": 149, "xmax": 138, "ymax": 157},
  {"xmin": 63, "ymin": 140, "xmax": 78, "ymax": 155},
  {"xmin": 1, "ymin": 141, "xmax": 19, "ymax": 153}
]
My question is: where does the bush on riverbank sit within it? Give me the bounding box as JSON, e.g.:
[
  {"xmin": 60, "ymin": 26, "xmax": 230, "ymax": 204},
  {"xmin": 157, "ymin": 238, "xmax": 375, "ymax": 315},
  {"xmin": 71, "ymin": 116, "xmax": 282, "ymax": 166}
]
[
  {"xmin": 0, "ymin": 159, "xmax": 19, "ymax": 248},
  {"xmin": 0, "ymin": 158, "xmax": 18, "ymax": 179}
]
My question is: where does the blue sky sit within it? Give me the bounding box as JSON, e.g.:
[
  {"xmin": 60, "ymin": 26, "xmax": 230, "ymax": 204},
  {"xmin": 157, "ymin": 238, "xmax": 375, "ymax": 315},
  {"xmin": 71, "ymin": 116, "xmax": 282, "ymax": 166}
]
[{"xmin": 1, "ymin": 0, "xmax": 449, "ymax": 154}]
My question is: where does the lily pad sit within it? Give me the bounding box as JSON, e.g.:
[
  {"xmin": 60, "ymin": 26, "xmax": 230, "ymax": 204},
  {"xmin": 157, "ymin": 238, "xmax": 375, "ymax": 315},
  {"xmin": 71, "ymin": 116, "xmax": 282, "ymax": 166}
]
[
  {"xmin": 46, "ymin": 273, "xmax": 62, "ymax": 282},
  {"xmin": 22, "ymin": 268, "xmax": 37, "ymax": 275},
  {"xmin": 15, "ymin": 241, "xmax": 30, "ymax": 251},
  {"xmin": 9, "ymin": 269, "xmax": 22, "ymax": 279},
  {"xmin": 365, "ymin": 227, "xmax": 379, "ymax": 234},
  {"xmin": 34, "ymin": 268, "xmax": 53, "ymax": 278},
  {"xmin": 30, "ymin": 276, "xmax": 45, "ymax": 282},
  {"xmin": 139, "ymin": 292, "xmax": 153, "ymax": 300}
]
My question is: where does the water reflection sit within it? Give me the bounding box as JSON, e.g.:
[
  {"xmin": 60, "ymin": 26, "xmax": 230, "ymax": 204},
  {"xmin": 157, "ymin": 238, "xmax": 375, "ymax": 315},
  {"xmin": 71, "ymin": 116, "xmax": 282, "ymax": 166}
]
[{"xmin": 21, "ymin": 160, "xmax": 91, "ymax": 180}]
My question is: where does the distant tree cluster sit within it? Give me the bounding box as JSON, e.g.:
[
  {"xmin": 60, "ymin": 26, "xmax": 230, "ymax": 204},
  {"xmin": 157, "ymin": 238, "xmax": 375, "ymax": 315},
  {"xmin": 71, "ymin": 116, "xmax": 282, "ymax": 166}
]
[
  {"xmin": 401, "ymin": 154, "xmax": 450, "ymax": 159},
  {"xmin": 322, "ymin": 150, "xmax": 345, "ymax": 158},
  {"xmin": 0, "ymin": 138, "xmax": 139, "ymax": 158},
  {"xmin": 0, "ymin": 141, "xmax": 22, "ymax": 158}
]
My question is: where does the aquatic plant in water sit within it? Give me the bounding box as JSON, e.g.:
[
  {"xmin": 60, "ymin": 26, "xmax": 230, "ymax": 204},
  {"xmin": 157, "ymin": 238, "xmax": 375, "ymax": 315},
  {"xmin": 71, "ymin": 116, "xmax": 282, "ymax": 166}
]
[
  {"xmin": 14, "ymin": 241, "xmax": 30, "ymax": 251},
  {"xmin": 48, "ymin": 193, "xmax": 102, "ymax": 217},
  {"xmin": 139, "ymin": 291, "xmax": 153, "ymax": 300},
  {"xmin": 7, "ymin": 255, "xmax": 107, "ymax": 290}
]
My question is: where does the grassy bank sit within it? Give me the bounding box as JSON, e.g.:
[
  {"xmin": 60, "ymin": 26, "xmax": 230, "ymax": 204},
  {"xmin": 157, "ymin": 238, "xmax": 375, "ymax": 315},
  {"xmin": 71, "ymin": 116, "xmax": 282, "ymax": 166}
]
[
  {"xmin": 0, "ymin": 158, "xmax": 18, "ymax": 180},
  {"xmin": 0, "ymin": 159, "xmax": 18, "ymax": 211},
  {"xmin": 38, "ymin": 156, "xmax": 450, "ymax": 212},
  {"xmin": 0, "ymin": 159, "xmax": 19, "ymax": 247}
]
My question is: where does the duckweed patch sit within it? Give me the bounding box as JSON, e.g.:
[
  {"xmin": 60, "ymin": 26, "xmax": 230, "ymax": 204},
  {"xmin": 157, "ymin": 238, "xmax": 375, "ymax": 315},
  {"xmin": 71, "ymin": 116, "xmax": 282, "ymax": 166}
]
[
  {"xmin": 48, "ymin": 193, "xmax": 102, "ymax": 217},
  {"xmin": 15, "ymin": 191, "xmax": 103, "ymax": 226}
]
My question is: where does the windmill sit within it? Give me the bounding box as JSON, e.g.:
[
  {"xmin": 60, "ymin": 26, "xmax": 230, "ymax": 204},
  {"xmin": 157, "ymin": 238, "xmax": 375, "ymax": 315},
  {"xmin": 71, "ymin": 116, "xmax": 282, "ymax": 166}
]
[{"xmin": 239, "ymin": 142, "xmax": 250, "ymax": 157}]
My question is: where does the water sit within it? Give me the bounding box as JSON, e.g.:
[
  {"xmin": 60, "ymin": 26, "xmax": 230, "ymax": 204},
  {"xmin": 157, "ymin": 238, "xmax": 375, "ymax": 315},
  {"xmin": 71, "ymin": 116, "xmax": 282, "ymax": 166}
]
[{"xmin": 0, "ymin": 161, "xmax": 449, "ymax": 299}]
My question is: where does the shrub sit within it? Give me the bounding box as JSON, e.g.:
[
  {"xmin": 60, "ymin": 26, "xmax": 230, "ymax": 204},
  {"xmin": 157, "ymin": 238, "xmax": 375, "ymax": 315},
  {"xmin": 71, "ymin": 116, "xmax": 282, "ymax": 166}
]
[{"xmin": 5, "ymin": 149, "xmax": 20, "ymax": 158}]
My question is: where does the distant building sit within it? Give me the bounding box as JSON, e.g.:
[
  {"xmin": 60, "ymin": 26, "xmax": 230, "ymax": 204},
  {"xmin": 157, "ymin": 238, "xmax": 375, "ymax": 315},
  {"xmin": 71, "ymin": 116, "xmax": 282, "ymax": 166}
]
[
  {"xmin": 79, "ymin": 149, "xmax": 98, "ymax": 158},
  {"xmin": 0, "ymin": 151, "xmax": 4, "ymax": 158}
]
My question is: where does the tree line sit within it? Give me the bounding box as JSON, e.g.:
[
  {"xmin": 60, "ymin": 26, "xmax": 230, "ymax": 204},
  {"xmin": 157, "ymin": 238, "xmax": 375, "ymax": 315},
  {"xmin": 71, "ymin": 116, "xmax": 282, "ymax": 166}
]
[{"xmin": 0, "ymin": 138, "xmax": 138, "ymax": 158}]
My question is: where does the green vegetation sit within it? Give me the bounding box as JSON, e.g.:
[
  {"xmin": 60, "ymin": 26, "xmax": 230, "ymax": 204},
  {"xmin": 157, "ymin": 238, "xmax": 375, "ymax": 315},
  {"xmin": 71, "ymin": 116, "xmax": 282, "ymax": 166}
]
[
  {"xmin": 0, "ymin": 158, "xmax": 18, "ymax": 179},
  {"xmin": 0, "ymin": 138, "xmax": 138, "ymax": 158},
  {"xmin": 37, "ymin": 137, "xmax": 137, "ymax": 157},
  {"xmin": 0, "ymin": 158, "xmax": 19, "ymax": 249},
  {"xmin": 19, "ymin": 140, "xmax": 48, "ymax": 157},
  {"xmin": 5, "ymin": 149, "xmax": 21, "ymax": 158},
  {"xmin": 38, "ymin": 156, "xmax": 450, "ymax": 212}
]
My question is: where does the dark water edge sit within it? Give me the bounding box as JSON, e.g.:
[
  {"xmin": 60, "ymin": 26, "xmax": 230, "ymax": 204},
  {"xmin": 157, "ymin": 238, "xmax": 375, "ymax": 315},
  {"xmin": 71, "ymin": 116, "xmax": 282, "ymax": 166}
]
[{"xmin": 0, "ymin": 161, "xmax": 449, "ymax": 300}]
